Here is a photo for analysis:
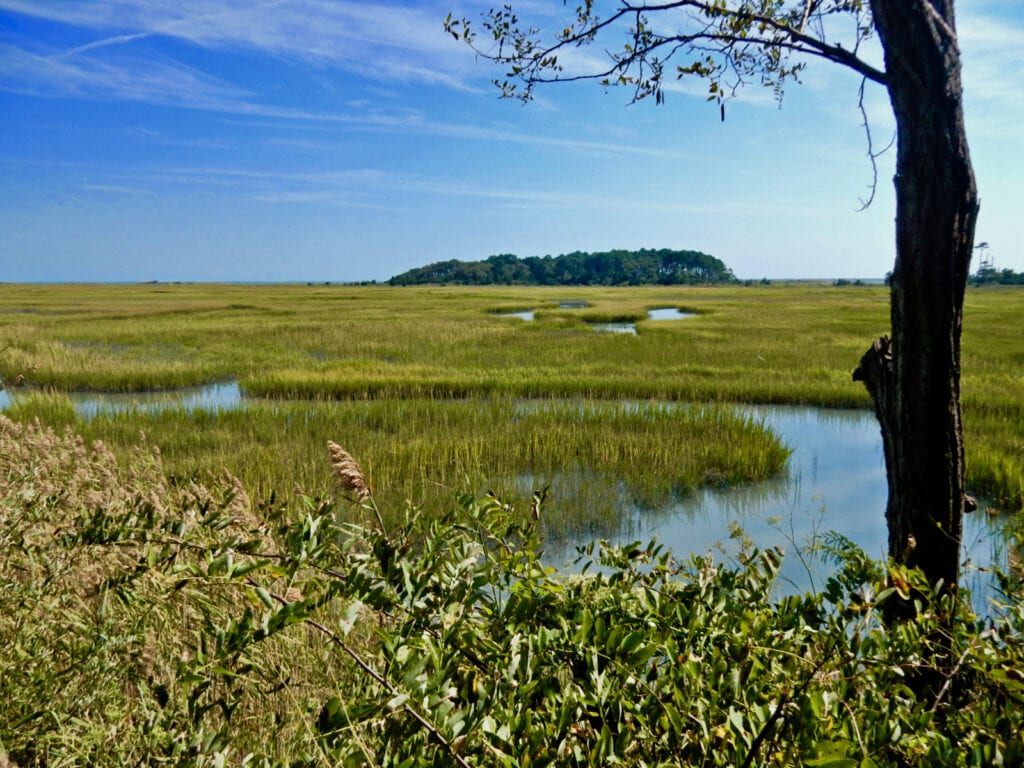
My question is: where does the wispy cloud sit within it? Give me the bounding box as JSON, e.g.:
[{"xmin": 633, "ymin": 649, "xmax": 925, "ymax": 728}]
[
  {"xmin": 957, "ymin": 7, "xmax": 1024, "ymax": 140},
  {"xmin": 6, "ymin": 153, "xmax": 824, "ymax": 221},
  {"xmin": 253, "ymin": 165, "xmax": 691, "ymax": 213},
  {"xmin": 2, "ymin": 0, "xmax": 483, "ymax": 89},
  {"xmin": 0, "ymin": 25, "xmax": 711, "ymax": 164},
  {"xmin": 0, "ymin": 42, "xmax": 251, "ymax": 107}
]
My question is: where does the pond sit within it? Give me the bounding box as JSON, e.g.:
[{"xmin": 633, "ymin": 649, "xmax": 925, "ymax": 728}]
[
  {"xmin": 493, "ymin": 305, "xmax": 695, "ymax": 334},
  {"xmin": 0, "ymin": 383, "xmax": 1007, "ymax": 608},
  {"xmin": 647, "ymin": 307, "xmax": 696, "ymax": 321},
  {"xmin": 590, "ymin": 307, "xmax": 695, "ymax": 333},
  {"xmin": 492, "ymin": 309, "xmax": 535, "ymax": 321}
]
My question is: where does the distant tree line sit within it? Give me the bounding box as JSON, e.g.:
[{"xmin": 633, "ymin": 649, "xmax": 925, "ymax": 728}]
[
  {"xmin": 970, "ymin": 266, "xmax": 1024, "ymax": 286},
  {"xmin": 387, "ymin": 249, "xmax": 737, "ymax": 286}
]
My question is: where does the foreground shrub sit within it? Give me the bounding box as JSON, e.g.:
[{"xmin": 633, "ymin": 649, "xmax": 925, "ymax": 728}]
[{"xmin": 1, "ymin": 416, "xmax": 1023, "ymax": 766}]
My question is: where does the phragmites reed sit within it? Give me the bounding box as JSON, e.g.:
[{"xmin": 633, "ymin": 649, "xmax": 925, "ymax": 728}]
[{"xmin": 328, "ymin": 441, "xmax": 370, "ymax": 501}]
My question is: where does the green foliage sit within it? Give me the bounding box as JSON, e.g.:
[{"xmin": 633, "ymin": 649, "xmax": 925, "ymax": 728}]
[
  {"xmin": 970, "ymin": 267, "xmax": 1024, "ymax": 286},
  {"xmin": 387, "ymin": 249, "xmax": 737, "ymax": 286},
  {"xmin": 3, "ymin": 417, "xmax": 1024, "ymax": 766}
]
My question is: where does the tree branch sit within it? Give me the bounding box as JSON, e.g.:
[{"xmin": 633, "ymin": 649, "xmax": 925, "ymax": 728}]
[
  {"xmin": 916, "ymin": 0, "xmax": 959, "ymax": 47},
  {"xmin": 856, "ymin": 76, "xmax": 896, "ymax": 210},
  {"xmin": 798, "ymin": 0, "xmax": 819, "ymax": 32},
  {"xmin": 456, "ymin": 0, "xmax": 888, "ymax": 97}
]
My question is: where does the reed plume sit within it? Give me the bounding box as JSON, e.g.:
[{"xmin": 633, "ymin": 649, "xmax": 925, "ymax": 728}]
[{"xmin": 327, "ymin": 441, "xmax": 370, "ymax": 501}]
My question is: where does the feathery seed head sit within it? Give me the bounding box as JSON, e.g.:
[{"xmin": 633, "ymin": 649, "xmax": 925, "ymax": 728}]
[{"xmin": 327, "ymin": 441, "xmax": 370, "ymax": 501}]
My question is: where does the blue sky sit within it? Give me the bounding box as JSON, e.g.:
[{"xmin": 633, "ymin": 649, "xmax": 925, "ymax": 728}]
[{"xmin": 1, "ymin": 0, "xmax": 1021, "ymax": 283}]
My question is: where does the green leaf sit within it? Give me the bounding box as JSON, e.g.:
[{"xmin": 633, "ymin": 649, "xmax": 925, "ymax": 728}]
[
  {"xmin": 806, "ymin": 739, "xmax": 857, "ymax": 767},
  {"xmin": 619, "ymin": 629, "xmax": 645, "ymax": 656},
  {"xmin": 728, "ymin": 708, "xmax": 744, "ymax": 732},
  {"xmin": 387, "ymin": 693, "xmax": 409, "ymax": 710},
  {"xmin": 207, "ymin": 552, "xmax": 230, "ymax": 576},
  {"xmin": 664, "ymin": 703, "xmax": 684, "ymax": 733},
  {"xmin": 338, "ymin": 600, "xmax": 363, "ymax": 638},
  {"xmin": 254, "ymin": 586, "xmax": 274, "ymax": 609}
]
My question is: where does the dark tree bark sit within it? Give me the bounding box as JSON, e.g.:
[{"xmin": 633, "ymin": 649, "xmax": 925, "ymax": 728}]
[{"xmin": 855, "ymin": 0, "xmax": 979, "ymax": 593}]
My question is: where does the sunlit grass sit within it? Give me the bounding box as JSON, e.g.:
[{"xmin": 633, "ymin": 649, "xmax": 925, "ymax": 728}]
[
  {"xmin": 1, "ymin": 282, "xmax": 1020, "ymax": 510},
  {"xmin": 30, "ymin": 397, "xmax": 786, "ymax": 539},
  {"xmin": 1, "ymin": 283, "xmax": 883, "ymax": 403},
  {"xmin": 3, "ymin": 388, "xmax": 77, "ymax": 426}
]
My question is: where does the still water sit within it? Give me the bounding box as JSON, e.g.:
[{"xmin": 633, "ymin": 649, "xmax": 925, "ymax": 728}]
[
  {"xmin": 647, "ymin": 307, "xmax": 696, "ymax": 320},
  {"xmin": 547, "ymin": 404, "xmax": 1006, "ymax": 610},
  {"xmin": 589, "ymin": 308, "xmax": 696, "ymax": 334},
  {"xmin": 493, "ymin": 306, "xmax": 695, "ymax": 333},
  {"xmin": 0, "ymin": 380, "xmax": 242, "ymax": 416},
  {"xmin": 493, "ymin": 309, "xmax": 536, "ymax": 321}
]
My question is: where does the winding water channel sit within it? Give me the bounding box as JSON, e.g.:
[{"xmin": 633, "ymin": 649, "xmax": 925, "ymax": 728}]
[
  {"xmin": 548, "ymin": 405, "xmax": 1005, "ymax": 610},
  {"xmin": 0, "ymin": 383, "xmax": 1006, "ymax": 608}
]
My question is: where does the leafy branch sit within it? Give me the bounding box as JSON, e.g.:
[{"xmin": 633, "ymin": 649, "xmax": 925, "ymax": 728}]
[{"xmin": 446, "ymin": 0, "xmax": 885, "ymax": 108}]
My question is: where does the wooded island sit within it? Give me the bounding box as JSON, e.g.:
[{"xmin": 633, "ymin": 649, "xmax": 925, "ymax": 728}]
[{"xmin": 388, "ymin": 248, "xmax": 737, "ymax": 286}]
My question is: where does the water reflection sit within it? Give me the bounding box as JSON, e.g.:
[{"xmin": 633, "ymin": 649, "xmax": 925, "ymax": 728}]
[
  {"xmin": 488, "ymin": 305, "xmax": 694, "ymax": 333},
  {"xmin": 588, "ymin": 308, "xmax": 696, "ymax": 334},
  {"xmin": 647, "ymin": 307, "xmax": 696, "ymax": 320},
  {"xmin": 545, "ymin": 404, "xmax": 1006, "ymax": 610},
  {"xmin": 76, "ymin": 381, "xmax": 242, "ymax": 418},
  {"xmin": 492, "ymin": 310, "xmax": 535, "ymax": 321},
  {"xmin": 1, "ymin": 381, "xmax": 242, "ymax": 418}
]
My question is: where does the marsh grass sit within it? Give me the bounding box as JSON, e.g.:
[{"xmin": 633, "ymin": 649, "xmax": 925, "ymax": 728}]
[
  {"xmin": 3, "ymin": 388, "xmax": 77, "ymax": 426},
  {"xmin": 18, "ymin": 398, "xmax": 787, "ymax": 538},
  {"xmin": 0, "ymin": 284, "xmax": 884, "ymax": 404},
  {"xmin": 2, "ymin": 283, "xmax": 1021, "ymax": 510}
]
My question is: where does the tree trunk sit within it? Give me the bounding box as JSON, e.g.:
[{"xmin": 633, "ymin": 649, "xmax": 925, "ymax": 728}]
[{"xmin": 855, "ymin": 0, "xmax": 979, "ymax": 593}]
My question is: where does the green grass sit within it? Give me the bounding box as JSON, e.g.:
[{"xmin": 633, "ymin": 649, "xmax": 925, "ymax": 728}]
[
  {"xmin": 0, "ymin": 284, "xmax": 883, "ymax": 402},
  {"xmin": 36, "ymin": 398, "xmax": 786, "ymax": 540},
  {"xmin": 1, "ymin": 282, "xmax": 1021, "ymax": 510},
  {"xmin": 3, "ymin": 388, "xmax": 77, "ymax": 425}
]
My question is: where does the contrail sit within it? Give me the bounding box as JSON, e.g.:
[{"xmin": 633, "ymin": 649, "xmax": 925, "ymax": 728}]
[
  {"xmin": 60, "ymin": 0, "xmax": 289, "ymax": 58},
  {"xmin": 63, "ymin": 31, "xmax": 153, "ymax": 57}
]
